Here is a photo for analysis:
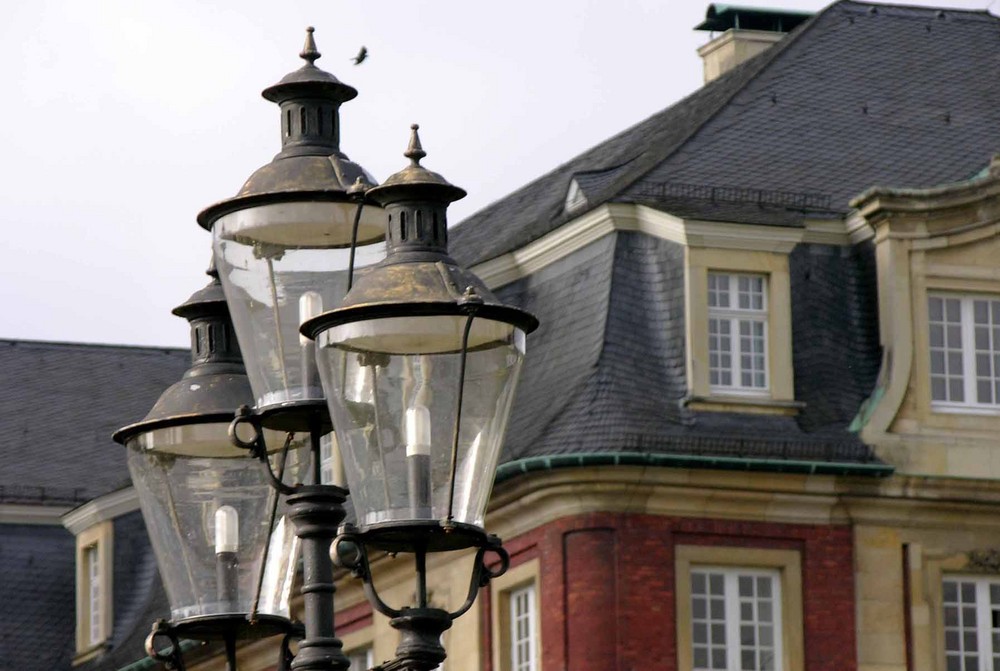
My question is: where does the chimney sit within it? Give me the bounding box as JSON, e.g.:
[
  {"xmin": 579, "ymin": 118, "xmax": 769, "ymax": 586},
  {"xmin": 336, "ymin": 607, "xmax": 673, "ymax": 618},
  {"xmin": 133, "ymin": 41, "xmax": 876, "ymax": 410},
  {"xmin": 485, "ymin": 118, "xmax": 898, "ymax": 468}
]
[{"xmin": 695, "ymin": 4, "xmax": 812, "ymax": 83}]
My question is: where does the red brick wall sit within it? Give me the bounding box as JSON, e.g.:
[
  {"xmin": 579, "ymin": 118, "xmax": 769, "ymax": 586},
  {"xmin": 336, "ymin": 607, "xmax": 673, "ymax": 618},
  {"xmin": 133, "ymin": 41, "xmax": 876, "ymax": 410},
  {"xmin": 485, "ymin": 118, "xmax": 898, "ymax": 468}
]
[{"xmin": 481, "ymin": 512, "xmax": 856, "ymax": 671}]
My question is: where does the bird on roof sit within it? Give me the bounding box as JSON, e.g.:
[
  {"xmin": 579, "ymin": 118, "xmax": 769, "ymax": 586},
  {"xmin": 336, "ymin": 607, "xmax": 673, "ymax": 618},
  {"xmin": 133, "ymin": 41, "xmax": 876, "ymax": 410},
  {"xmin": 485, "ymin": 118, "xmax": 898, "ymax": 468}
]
[{"xmin": 352, "ymin": 46, "xmax": 368, "ymax": 65}]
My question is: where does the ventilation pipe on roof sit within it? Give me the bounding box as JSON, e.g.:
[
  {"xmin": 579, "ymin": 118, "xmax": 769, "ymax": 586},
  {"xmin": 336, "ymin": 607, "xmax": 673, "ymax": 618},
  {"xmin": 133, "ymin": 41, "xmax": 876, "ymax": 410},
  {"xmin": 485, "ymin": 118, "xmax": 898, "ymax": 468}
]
[{"xmin": 694, "ymin": 4, "xmax": 813, "ymax": 83}]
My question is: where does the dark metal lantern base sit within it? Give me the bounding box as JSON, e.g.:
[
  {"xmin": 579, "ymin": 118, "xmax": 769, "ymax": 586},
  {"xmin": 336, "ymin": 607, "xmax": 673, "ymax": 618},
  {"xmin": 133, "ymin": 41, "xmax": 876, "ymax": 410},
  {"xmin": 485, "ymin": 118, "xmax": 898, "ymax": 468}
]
[
  {"xmin": 255, "ymin": 399, "xmax": 333, "ymax": 433},
  {"xmin": 355, "ymin": 520, "xmax": 488, "ymax": 553},
  {"xmin": 170, "ymin": 613, "xmax": 300, "ymax": 641}
]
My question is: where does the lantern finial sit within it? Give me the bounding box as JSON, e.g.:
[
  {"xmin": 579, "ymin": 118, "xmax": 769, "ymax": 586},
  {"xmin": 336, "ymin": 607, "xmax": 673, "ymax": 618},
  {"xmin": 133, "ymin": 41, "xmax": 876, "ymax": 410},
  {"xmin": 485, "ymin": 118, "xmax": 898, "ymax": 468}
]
[
  {"xmin": 300, "ymin": 27, "xmax": 321, "ymax": 65},
  {"xmin": 405, "ymin": 124, "xmax": 427, "ymax": 166}
]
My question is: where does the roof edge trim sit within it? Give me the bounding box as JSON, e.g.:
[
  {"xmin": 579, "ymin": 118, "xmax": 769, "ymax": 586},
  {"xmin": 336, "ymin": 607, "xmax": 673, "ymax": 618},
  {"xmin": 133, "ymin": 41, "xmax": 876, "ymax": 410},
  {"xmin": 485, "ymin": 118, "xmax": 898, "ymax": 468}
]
[
  {"xmin": 494, "ymin": 451, "xmax": 894, "ymax": 484},
  {"xmin": 63, "ymin": 486, "xmax": 139, "ymax": 535},
  {"xmin": 0, "ymin": 503, "xmax": 72, "ymax": 525},
  {"xmin": 471, "ymin": 203, "xmax": 839, "ymax": 289}
]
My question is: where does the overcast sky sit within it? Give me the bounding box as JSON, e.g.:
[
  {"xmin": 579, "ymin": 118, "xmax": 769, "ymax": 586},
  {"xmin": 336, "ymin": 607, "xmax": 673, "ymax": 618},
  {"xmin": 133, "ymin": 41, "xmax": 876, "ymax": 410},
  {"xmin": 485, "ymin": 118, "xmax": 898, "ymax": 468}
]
[{"xmin": 0, "ymin": 0, "xmax": 991, "ymax": 348}]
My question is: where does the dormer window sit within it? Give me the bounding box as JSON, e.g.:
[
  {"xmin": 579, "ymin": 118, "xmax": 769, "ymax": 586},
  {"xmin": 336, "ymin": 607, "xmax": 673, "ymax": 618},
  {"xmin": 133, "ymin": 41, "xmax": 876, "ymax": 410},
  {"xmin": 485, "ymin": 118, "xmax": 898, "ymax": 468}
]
[
  {"xmin": 565, "ymin": 178, "xmax": 587, "ymax": 213},
  {"xmin": 74, "ymin": 521, "xmax": 112, "ymax": 660},
  {"xmin": 928, "ymin": 293, "xmax": 1000, "ymax": 411}
]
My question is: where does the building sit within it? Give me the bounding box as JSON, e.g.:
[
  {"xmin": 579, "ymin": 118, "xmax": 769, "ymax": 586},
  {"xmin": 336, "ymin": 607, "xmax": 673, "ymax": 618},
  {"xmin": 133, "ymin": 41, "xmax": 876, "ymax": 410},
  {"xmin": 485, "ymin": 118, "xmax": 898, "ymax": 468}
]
[
  {"xmin": 7, "ymin": 2, "xmax": 1000, "ymax": 670},
  {"xmin": 0, "ymin": 341, "xmax": 187, "ymax": 670}
]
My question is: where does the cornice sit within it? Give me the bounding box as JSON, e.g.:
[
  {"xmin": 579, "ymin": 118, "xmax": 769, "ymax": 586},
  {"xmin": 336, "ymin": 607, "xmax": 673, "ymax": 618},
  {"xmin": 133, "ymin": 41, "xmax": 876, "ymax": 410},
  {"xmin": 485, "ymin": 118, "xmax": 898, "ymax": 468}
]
[
  {"xmin": 485, "ymin": 466, "xmax": 1000, "ymax": 541},
  {"xmin": 0, "ymin": 503, "xmax": 71, "ymax": 525},
  {"xmin": 471, "ymin": 204, "xmax": 852, "ymax": 289},
  {"xmin": 62, "ymin": 487, "xmax": 139, "ymax": 535}
]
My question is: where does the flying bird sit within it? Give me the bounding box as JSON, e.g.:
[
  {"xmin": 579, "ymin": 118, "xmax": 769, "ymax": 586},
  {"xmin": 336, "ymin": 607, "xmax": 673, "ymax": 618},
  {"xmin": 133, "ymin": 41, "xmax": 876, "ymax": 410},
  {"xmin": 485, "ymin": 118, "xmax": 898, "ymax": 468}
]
[{"xmin": 352, "ymin": 46, "xmax": 368, "ymax": 65}]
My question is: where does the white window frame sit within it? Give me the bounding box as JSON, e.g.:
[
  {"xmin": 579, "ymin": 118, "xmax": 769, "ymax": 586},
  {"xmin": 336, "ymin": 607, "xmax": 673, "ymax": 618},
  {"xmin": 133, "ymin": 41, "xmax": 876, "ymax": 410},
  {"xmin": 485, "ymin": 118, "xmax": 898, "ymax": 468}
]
[
  {"xmin": 509, "ymin": 584, "xmax": 538, "ymax": 671},
  {"xmin": 689, "ymin": 567, "xmax": 782, "ymax": 671},
  {"xmin": 491, "ymin": 559, "xmax": 542, "ymax": 671},
  {"xmin": 929, "ymin": 293, "xmax": 1000, "ymax": 413},
  {"xmin": 86, "ymin": 544, "xmax": 102, "ymax": 646},
  {"xmin": 943, "ymin": 575, "xmax": 1000, "ymax": 671},
  {"xmin": 708, "ymin": 272, "xmax": 769, "ymax": 395},
  {"xmin": 75, "ymin": 521, "xmax": 112, "ymax": 657}
]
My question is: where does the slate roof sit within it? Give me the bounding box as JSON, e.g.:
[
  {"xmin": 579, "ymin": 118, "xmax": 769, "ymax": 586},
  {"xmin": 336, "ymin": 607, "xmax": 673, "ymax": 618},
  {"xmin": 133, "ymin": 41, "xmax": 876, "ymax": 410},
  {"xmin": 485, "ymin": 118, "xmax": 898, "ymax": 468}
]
[
  {"xmin": 448, "ymin": 0, "xmax": 985, "ymax": 467},
  {"xmin": 0, "ymin": 340, "xmax": 189, "ymax": 504},
  {"xmin": 0, "ymin": 524, "xmax": 76, "ymax": 671},
  {"xmin": 494, "ymin": 231, "xmax": 881, "ymax": 465},
  {"xmin": 451, "ymin": 0, "xmax": 1000, "ymax": 267}
]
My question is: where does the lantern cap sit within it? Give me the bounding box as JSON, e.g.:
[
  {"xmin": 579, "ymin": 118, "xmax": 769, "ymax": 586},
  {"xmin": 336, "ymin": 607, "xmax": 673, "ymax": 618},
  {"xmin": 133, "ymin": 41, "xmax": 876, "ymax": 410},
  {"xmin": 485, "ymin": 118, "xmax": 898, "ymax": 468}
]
[
  {"xmin": 366, "ymin": 125, "xmax": 466, "ymax": 205},
  {"xmin": 113, "ymin": 267, "xmax": 253, "ymax": 444},
  {"xmin": 261, "ymin": 27, "xmax": 358, "ymax": 104},
  {"xmin": 301, "ymin": 126, "xmax": 537, "ymax": 339},
  {"xmin": 197, "ymin": 27, "xmax": 379, "ymax": 231}
]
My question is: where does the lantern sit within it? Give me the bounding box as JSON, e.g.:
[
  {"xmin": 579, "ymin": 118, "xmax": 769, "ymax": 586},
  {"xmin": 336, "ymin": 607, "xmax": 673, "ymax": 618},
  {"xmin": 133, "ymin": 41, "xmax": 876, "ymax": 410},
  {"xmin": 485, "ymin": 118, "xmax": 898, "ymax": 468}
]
[{"xmin": 302, "ymin": 126, "xmax": 538, "ymax": 552}]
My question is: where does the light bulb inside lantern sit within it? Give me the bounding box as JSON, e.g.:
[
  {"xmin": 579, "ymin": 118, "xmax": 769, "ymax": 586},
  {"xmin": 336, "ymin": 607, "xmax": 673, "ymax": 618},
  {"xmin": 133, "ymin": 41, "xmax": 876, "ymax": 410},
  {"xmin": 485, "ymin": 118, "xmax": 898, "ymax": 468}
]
[
  {"xmin": 214, "ymin": 505, "xmax": 240, "ymax": 554},
  {"xmin": 405, "ymin": 405, "xmax": 432, "ymax": 457},
  {"xmin": 405, "ymin": 404, "xmax": 432, "ymax": 518},
  {"xmin": 299, "ymin": 292, "xmax": 323, "ymax": 346}
]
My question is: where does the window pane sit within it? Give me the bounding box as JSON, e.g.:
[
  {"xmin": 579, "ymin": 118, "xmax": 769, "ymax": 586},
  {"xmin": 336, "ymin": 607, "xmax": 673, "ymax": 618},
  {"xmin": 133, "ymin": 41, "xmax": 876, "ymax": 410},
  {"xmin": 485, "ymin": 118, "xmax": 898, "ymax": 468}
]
[
  {"xmin": 930, "ymin": 324, "xmax": 944, "ymax": 348},
  {"xmin": 930, "ymin": 297, "xmax": 944, "ymax": 321},
  {"xmin": 950, "ymin": 379, "xmax": 965, "ymax": 403},
  {"xmin": 947, "ymin": 298, "xmax": 960, "ymax": 321},
  {"xmin": 975, "ymin": 300, "xmax": 989, "ymax": 324},
  {"xmin": 931, "ymin": 350, "xmax": 945, "ymax": 374}
]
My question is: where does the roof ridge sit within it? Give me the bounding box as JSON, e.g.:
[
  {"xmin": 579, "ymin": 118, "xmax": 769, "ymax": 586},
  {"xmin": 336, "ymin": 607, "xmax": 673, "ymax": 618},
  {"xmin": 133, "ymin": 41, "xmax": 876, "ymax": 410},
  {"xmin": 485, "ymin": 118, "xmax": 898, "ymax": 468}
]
[
  {"xmin": 602, "ymin": 2, "xmax": 835, "ymax": 201},
  {"xmin": 0, "ymin": 338, "xmax": 185, "ymax": 355},
  {"xmin": 839, "ymin": 0, "xmax": 997, "ymax": 19}
]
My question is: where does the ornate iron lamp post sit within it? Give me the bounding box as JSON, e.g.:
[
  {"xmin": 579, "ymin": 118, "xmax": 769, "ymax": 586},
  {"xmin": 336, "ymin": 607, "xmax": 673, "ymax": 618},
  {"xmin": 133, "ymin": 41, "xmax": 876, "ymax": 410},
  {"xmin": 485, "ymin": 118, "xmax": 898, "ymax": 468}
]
[{"xmin": 118, "ymin": 28, "xmax": 537, "ymax": 671}]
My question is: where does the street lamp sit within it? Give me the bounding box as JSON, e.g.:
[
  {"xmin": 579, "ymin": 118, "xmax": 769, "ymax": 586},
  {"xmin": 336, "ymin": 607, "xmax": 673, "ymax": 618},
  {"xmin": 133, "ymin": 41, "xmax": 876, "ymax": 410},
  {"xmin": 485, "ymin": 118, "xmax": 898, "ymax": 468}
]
[
  {"xmin": 303, "ymin": 125, "xmax": 537, "ymax": 670},
  {"xmin": 113, "ymin": 265, "xmax": 311, "ymax": 669},
  {"xmin": 197, "ymin": 27, "xmax": 385, "ymax": 434},
  {"xmin": 120, "ymin": 28, "xmax": 537, "ymax": 671}
]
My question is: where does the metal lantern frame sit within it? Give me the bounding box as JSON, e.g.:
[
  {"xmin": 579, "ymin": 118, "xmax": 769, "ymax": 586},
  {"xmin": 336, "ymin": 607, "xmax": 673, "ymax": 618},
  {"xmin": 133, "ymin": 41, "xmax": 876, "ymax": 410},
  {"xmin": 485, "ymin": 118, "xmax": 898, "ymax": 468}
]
[
  {"xmin": 196, "ymin": 27, "xmax": 384, "ymax": 435},
  {"xmin": 113, "ymin": 267, "xmax": 306, "ymax": 671},
  {"xmin": 122, "ymin": 29, "xmax": 539, "ymax": 671}
]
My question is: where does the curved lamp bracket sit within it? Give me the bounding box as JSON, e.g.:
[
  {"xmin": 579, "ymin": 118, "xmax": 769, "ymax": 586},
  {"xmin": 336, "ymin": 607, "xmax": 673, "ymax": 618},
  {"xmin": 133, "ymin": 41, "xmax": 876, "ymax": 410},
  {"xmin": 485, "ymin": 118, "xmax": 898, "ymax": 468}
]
[
  {"xmin": 145, "ymin": 620, "xmax": 187, "ymax": 671},
  {"xmin": 228, "ymin": 406, "xmax": 299, "ymax": 496},
  {"xmin": 332, "ymin": 530, "xmax": 510, "ymax": 621}
]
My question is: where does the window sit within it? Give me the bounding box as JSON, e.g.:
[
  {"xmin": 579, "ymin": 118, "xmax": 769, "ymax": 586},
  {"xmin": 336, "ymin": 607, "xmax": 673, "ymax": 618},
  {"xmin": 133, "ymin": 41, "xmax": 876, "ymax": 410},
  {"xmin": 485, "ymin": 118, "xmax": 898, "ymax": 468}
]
[
  {"xmin": 74, "ymin": 521, "xmax": 112, "ymax": 658},
  {"xmin": 690, "ymin": 568, "xmax": 781, "ymax": 671},
  {"xmin": 943, "ymin": 576, "xmax": 1000, "ymax": 671},
  {"xmin": 347, "ymin": 647, "xmax": 374, "ymax": 671},
  {"xmin": 491, "ymin": 559, "xmax": 542, "ymax": 671},
  {"xmin": 565, "ymin": 178, "xmax": 587, "ymax": 213},
  {"xmin": 675, "ymin": 546, "xmax": 802, "ymax": 671},
  {"xmin": 510, "ymin": 585, "xmax": 538, "ymax": 671},
  {"xmin": 929, "ymin": 294, "xmax": 1000, "ymax": 410},
  {"xmin": 85, "ymin": 545, "xmax": 102, "ymax": 646},
  {"xmin": 319, "ymin": 433, "xmax": 340, "ymax": 485},
  {"xmin": 708, "ymin": 272, "xmax": 768, "ymax": 393}
]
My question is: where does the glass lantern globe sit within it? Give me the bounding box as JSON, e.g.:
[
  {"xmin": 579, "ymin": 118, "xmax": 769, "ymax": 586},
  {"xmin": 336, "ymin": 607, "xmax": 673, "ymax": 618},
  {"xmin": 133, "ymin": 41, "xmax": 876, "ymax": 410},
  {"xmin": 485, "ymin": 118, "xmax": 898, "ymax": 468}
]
[
  {"xmin": 124, "ymin": 423, "xmax": 311, "ymax": 625},
  {"xmin": 114, "ymin": 266, "xmax": 314, "ymax": 637},
  {"xmin": 198, "ymin": 28, "xmax": 385, "ymax": 428},
  {"xmin": 210, "ymin": 201, "xmax": 384, "ymax": 419},
  {"xmin": 301, "ymin": 125, "xmax": 538, "ymax": 552},
  {"xmin": 312, "ymin": 314, "xmax": 526, "ymax": 551}
]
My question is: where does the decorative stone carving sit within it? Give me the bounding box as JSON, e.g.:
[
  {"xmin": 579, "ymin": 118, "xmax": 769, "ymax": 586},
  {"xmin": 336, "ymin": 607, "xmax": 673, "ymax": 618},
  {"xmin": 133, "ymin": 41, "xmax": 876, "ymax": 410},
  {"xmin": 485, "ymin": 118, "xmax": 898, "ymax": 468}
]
[{"xmin": 966, "ymin": 549, "xmax": 1000, "ymax": 573}]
